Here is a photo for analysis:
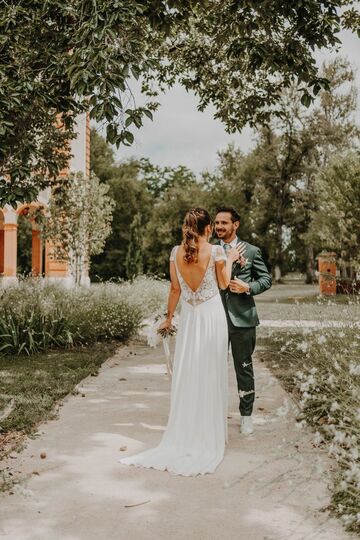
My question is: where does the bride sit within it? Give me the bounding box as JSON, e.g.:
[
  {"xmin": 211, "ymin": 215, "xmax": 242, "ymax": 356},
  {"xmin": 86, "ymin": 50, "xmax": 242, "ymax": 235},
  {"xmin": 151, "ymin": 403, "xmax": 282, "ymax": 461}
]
[{"xmin": 120, "ymin": 208, "xmax": 241, "ymax": 476}]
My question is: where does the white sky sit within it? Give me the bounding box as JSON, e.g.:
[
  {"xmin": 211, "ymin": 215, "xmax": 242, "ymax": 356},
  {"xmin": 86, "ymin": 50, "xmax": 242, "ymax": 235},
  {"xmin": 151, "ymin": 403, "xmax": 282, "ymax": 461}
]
[{"xmin": 98, "ymin": 29, "xmax": 360, "ymax": 176}]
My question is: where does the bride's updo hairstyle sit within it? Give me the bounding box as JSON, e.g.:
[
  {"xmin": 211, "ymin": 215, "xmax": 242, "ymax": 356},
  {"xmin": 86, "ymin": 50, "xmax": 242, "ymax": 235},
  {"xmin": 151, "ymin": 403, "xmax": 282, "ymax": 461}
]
[{"xmin": 182, "ymin": 207, "xmax": 212, "ymax": 264}]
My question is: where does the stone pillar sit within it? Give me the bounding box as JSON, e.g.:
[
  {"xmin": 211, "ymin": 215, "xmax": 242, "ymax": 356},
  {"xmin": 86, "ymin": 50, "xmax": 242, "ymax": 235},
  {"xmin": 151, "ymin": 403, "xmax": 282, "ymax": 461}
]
[
  {"xmin": 3, "ymin": 223, "xmax": 17, "ymax": 282},
  {"xmin": 0, "ymin": 224, "xmax": 4, "ymax": 275},
  {"xmin": 32, "ymin": 228, "xmax": 42, "ymax": 276}
]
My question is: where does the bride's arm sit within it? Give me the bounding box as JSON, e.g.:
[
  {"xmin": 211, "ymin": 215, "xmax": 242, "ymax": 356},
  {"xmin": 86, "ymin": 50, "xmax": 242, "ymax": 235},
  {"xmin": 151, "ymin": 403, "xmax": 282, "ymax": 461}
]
[{"xmin": 158, "ymin": 261, "xmax": 181, "ymax": 331}]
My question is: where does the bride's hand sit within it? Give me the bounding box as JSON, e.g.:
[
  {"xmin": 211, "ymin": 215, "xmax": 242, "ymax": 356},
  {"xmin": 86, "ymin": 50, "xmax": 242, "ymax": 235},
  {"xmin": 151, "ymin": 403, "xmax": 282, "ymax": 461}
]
[
  {"xmin": 157, "ymin": 319, "xmax": 172, "ymax": 334},
  {"xmin": 227, "ymin": 242, "xmax": 246, "ymax": 263}
]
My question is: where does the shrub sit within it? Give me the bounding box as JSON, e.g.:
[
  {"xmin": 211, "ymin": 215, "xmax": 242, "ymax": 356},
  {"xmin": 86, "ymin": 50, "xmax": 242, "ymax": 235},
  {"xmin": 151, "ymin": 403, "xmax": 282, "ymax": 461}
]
[
  {"xmin": 0, "ymin": 280, "xmax": 154, "ymax": 355},
  {"xmin": 262, "ymin": 315, "xmax": 360, "ymax": 534}
]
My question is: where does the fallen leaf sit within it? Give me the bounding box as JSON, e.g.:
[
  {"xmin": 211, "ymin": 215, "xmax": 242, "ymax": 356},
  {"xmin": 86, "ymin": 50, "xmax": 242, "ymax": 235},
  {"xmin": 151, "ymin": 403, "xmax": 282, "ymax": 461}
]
[
  {"xmin": 32, "ymin": 471, "xmax": 40, "ymax": 476},
  {"xmin": 119, "ymin": 378, "xmax": 127, "ymax": 381},
  {"xmin": 119, "ymin": 446, "xmax": 127, "ymax": 451},
  {"xmin": 40, "ymin": 452, "xmax": 47, "ymax": 459}
]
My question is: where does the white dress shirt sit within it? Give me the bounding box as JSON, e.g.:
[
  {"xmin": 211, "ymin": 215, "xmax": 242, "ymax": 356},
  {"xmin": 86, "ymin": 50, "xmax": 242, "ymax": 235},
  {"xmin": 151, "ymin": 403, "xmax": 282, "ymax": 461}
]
[{"xmin": 220, "ymin": 238, "xmax": 238, "ymax": 249}]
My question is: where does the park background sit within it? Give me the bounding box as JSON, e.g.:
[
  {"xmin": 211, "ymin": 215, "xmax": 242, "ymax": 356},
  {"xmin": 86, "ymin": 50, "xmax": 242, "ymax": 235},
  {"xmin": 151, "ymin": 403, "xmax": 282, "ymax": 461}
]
[{"xmin": 0, "ymin": 2, "xmax": 359, "ymax": 537}]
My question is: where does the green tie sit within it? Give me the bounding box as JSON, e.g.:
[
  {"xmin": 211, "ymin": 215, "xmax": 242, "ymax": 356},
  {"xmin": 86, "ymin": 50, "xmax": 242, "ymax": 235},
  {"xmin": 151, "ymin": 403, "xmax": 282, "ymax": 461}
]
[{"xmin": 223, "ymin": 243, "xmax": 231, "ymax": 252}]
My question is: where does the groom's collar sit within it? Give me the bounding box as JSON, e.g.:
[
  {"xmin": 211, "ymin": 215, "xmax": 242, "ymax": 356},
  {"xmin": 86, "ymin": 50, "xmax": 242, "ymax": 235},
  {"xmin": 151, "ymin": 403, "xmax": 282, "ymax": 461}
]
[
  {"xmin": 220, "ymin": 237, "xmax": 238, "ymax": 248},
  {"xmin": 212, "ymin": 235, "xmax": 243, "ymax": 246}
]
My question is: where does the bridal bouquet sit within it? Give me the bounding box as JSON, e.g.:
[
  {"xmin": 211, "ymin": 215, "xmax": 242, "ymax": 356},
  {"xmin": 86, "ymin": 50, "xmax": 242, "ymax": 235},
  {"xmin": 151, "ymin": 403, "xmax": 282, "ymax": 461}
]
[{"xmin": 141, "ymin": 313, "xmax": 178, "ymax": 381}]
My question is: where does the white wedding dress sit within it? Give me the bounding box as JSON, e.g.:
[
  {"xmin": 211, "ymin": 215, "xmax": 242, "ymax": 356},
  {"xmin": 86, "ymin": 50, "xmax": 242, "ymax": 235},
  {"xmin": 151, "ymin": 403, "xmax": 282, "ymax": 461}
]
[{"xmin": 120, "ymin": 244, "xmax": 229, "ymax": 476}]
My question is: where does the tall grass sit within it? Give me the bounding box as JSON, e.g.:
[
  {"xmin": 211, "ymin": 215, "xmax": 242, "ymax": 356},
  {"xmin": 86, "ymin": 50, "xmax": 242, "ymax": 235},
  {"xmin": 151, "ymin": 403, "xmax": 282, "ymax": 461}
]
[
  {"xmin": 260, "ymin": 306, "xmax": 360, "ymax": 534},
  {"xmin": 0, "ymin": 277, "xmax": 168, "ymax": 355}
]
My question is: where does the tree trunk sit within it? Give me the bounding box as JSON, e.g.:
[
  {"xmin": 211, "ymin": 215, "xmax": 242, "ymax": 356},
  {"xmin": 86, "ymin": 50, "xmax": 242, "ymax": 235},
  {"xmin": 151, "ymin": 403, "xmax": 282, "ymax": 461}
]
[
  {"xmin": 274, "ymin": 221, "xmax": 284, "ymax": 283},
  {"xmin": 274, "ymin": 264, "xmax": 282, "ymax": 282},
  {"xmin": 305, "ymin": 243, "xmax": 315, "ymax": 284}
]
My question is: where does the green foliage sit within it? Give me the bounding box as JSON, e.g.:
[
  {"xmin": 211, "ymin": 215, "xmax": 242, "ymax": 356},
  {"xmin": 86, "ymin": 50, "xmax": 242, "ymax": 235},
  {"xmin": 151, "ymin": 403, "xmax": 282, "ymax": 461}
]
[
  {"xmin": 90, "ymin": 159, "xmax": 153, "ymax": 281},
  {"xmin": 125, "ymin": 213, "xmax": 144, "ymax": 278},
  {"xmin": 0, "ymin": 281, "xmax": 142, "ymax": 355},
  {"xmin": 16, "ymin": 214, "xmax": 33, "ymax": 275},
  {"xmin": 307, "ymin": 153, "xmax": 360, "ymax": 274},
  {"xmin": 41, "ymin": 171, "xmax": 115, "ymax": 286},
  {"xmin": 90, "ymin": 57, "xmax": 358, "ymax": 282},
  {"xmin": 144, "ymin": 181, "xmax": 206, "ymax": 276},
  {"xmin": 90, "ymin": 128, "xmax": 117, "ymax": 183},
  {"xmin": 0, "ymin": 343, "xmax": 118, "ymax": 435},
  {"xmin": 152, "ymin": 1, "xmax": 358, "ymax": 131},
  {"xmin": 260, "ymin": 310, "xmax": 360, "ymax": 534},
  {"xmin": 1, "ymin": 0, "xmax": 358, "ymax": 204}
]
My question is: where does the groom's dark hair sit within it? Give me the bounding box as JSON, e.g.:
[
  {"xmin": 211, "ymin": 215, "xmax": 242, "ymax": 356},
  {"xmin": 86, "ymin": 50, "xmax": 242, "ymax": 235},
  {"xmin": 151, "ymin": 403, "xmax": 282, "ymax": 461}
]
[{"xmin": 216, "ymin": 206, "xmax": 240, "ymax": 223}]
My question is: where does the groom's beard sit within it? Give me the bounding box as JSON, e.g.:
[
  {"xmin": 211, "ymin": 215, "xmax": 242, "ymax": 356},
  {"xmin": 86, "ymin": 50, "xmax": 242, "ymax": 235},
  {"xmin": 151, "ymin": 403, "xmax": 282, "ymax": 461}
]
[{"xmin": 215, "ymin": 229, "xmax": 237, "ymax": 242}]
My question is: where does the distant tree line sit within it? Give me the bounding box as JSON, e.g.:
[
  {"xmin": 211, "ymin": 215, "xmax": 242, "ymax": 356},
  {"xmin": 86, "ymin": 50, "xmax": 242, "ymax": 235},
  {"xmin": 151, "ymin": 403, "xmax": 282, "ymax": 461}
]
[{"xmin": 90, "ymin": 59, "xmax": 360, "ymax": 284}]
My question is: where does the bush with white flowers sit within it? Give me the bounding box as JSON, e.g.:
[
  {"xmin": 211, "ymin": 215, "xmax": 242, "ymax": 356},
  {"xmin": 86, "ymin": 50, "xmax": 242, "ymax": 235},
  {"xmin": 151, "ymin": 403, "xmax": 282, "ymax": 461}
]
[{"xmin": 264, "ymin": 314, "xmax": 360, "ymax": 533}]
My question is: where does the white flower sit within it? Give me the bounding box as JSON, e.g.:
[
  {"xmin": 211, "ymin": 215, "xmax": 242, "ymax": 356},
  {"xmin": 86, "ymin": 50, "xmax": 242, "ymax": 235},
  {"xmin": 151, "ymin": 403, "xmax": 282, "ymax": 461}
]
[
  {"xmin": 317, "ymin": 335, "xmax": 326, "ymax": 345},
  {"xmin": 349, "ymin": 362, "xmax": 360, "ymax": 376},
  {"xmin": 333, "ymin": 430, "xmax": 346, "ymax": 444},
  {"xmin": 330, "ymin": 401, "xmax": 340, "ymax": 412},
  {"xmin": 297, "ymin": 341, "xmax": 309, "ymax": 353}
]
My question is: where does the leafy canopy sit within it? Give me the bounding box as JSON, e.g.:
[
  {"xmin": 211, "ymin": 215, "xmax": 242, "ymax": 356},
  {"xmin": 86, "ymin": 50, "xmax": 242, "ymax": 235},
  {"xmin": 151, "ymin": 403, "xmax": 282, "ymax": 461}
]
[{"xmin": 0, "ymin": 0, "xmax": 359, "ymax": 204}]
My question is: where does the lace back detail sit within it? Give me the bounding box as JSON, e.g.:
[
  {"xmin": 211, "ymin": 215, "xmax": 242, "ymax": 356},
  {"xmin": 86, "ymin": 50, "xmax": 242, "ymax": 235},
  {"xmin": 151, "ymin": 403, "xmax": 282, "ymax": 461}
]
[{"xmin": 171, "ymin": 245, "xmax": 225, "ymax": 306}]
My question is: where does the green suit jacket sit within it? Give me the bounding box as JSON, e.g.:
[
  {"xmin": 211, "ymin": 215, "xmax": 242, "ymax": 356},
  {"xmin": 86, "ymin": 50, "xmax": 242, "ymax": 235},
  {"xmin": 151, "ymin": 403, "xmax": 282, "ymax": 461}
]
[{"xmin": 214, "ymin": 237, "xmax": 272, "ymax": 327}]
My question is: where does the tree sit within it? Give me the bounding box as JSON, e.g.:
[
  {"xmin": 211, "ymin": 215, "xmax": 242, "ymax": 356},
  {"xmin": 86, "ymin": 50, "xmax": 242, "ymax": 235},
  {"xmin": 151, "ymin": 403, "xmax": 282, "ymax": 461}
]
[
  {"xmin": 306, "ymin": 154, "xmax": 360, "ymax": 278},
  {"xmin": 90, "ymin": 128, "xmax": 117, "ymax": 183},
  {"xmin": 41, "ymin": 172, "xmax": 115, "ymax": 286},
  {"xmin": 152, "ymin": 1, "xmax": 359, "ymax": 131},
  {"xmin": 201, "ymin": 144, "xmax": 257, "ymax": 242},
  {"xmin": 90, "ymin": 160, "xmax": 153, "ymax": 281},
  {"xmin": 125, "ymin": 213, "xmax": 144, "ymax": 279},
  {"xmin": 141, "ymin": 160, "xmax": 197, "ymax": 199},
  {"xmin": 144, "ymin": 181, "xmax": 206, "ymax": 276},
  {"xmin": 1, "ymin": 0, "xmax": 358, "ymax": 205},
  {"xmin": 240, "ymin": 58, "xmax": 359, "ymax": 282},
  {"xmin": 291, "ymin": 58, "xmax": 359, "ymax": 282}
]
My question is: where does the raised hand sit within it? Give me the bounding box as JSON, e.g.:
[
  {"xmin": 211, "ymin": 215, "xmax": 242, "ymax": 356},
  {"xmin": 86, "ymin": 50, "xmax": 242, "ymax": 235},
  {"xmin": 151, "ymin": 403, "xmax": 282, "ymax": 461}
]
[{"xmin": 227, "ymin": 242, "xmax": 246, "ymax": 263}]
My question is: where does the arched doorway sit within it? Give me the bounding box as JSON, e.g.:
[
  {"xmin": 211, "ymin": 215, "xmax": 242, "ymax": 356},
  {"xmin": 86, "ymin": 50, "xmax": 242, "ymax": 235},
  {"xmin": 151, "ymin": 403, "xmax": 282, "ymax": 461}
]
[{"xmin": 17, "ymin": 205, "xmax": 45, "ymax": 277}]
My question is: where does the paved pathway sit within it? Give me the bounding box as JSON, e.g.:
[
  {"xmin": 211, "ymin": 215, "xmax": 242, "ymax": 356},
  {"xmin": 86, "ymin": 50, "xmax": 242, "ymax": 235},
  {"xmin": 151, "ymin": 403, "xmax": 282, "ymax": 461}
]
[
  {"xmin": 261, "ymin": 319, "xmax": 359, "ymax": 328},
  {"xmin": 0, "ymin": 342, "xmax": 357, "ymax": 540}
]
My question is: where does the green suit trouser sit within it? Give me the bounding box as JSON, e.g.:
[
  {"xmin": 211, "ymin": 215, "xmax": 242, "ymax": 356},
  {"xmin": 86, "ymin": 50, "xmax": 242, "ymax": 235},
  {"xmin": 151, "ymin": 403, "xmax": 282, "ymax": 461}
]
[{"xmin": 227, "ymin": 318, "xmax": 256, "ymax": 417}]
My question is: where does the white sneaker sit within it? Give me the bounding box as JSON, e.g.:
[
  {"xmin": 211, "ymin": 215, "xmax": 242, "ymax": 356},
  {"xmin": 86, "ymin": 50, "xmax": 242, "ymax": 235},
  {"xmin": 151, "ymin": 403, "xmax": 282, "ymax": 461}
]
[{"xmin": 240, "ymin": 416, "xmax": 254, "ymax": 435}]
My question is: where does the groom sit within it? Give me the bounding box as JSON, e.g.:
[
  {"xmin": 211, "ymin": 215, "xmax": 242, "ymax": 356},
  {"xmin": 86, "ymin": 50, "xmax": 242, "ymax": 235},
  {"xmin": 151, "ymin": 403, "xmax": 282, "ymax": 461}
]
[{"xmin": 214, "ymin": 207, "xmax": 272, "ymax": 435}]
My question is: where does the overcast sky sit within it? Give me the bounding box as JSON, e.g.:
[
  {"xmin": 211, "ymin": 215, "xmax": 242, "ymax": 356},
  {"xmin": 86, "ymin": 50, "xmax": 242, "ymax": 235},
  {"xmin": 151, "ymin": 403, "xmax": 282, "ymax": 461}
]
[{"xmin": 98, "ymin": 29, "xmax": 360, "ymax": 176}]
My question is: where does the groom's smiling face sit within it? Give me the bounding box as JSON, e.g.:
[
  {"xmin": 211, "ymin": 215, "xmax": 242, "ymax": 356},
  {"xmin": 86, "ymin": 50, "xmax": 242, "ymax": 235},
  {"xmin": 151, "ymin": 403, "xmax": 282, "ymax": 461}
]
[{"xmin": 214, "ymin": 212, "xmax": 239, "ymax": 242}]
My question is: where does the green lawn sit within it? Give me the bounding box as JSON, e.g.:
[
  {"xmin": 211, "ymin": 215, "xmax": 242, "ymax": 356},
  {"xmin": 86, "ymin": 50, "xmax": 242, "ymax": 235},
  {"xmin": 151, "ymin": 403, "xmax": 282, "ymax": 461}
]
[
  {"xmin": 0, "ymin": 342, "xmax": 118, "ymax": 458},
  {"xmin": 256, "ymin": 282, "xmax": 360, "ymax": 320}
]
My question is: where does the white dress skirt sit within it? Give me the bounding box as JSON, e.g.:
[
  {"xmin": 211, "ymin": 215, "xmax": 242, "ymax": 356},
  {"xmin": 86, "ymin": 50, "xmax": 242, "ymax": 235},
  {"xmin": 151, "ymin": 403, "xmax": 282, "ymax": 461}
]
[{"xmin": 120, "ymin": 245, "xmax": 228, "ymax": 476}]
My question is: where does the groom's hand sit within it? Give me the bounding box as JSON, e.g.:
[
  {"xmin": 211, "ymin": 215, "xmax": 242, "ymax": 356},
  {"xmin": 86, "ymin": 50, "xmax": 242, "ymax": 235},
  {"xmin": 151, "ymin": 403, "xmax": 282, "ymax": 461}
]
[{"xmin": 229, "ymin": 278, "xmax": 250, "ymax": 294}]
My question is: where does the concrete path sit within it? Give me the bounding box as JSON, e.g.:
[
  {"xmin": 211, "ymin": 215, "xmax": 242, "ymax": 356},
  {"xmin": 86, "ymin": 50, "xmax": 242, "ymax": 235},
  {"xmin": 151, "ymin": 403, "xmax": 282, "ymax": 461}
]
[
  {"xmin": 261, "ymin": 319, "xmax": 360, "ymax": 328},
  {"xmin": 0, "ymin": 342, "xmax": 357, "ymax": 540}
]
